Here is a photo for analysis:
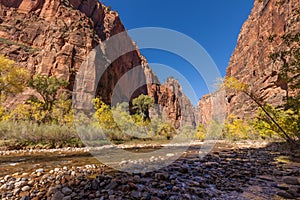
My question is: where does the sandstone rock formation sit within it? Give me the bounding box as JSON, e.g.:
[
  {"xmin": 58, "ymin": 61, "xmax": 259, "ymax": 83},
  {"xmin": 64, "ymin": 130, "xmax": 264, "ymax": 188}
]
[
  {"xmin": 198, "ymin": 0, "xmax": 300, "ymax": 123},
  {"xmin": 0, "ymin": 0, "xmax": 197, "ymax": 128},
  {"xmin": 148, "ymin": 78, "xmax": 196, "ymax": 129}
]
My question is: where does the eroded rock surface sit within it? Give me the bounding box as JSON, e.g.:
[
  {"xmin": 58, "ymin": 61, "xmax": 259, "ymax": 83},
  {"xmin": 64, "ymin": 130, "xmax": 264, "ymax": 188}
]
[
  {"xmin": 0, "ymin": 0, "xmax": 197, "ymax": 128},
  {"xmin": 198, "ymin": 0, "xmax": 300, "ymax": 122}
]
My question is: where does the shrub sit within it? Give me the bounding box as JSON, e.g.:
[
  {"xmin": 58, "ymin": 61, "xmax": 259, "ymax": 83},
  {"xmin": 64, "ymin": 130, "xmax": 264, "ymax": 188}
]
[
  {"xmin": 0, "ymin": 121, "xmax": 80, "ymax": 148},
  {"xmin": 253, "ymin": 104, "xmax": 300, "ymax": 141},
  {"xmin": 223, "ymin": 114, "xmax": 257, "ymax": 141},
  {"xmin": 194, "ymin": 124, "xmax": 207, "ymax": 141}
]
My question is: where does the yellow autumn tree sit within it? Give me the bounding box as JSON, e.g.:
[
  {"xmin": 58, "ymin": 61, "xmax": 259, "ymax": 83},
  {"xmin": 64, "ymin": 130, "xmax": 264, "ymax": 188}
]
[
  {"xmin": 0, "ymin": 55, "xmax": 30, "ymax": 120},
  {"xmin": 0, "ymin": 55, "xmax": 30, "ymax": 95}
]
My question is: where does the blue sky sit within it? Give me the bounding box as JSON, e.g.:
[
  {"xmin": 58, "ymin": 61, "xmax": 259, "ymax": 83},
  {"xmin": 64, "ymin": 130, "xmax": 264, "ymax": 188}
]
[{"xmin": 102, "ymin": 0, "xmax": 254, "ymax": 105}]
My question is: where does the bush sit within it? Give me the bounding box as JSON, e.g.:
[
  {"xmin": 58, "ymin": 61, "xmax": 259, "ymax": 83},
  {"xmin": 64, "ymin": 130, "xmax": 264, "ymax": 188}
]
[
  {"xmin": 0, "ymin": 121, "xmax": 81, "ymax": 148},
  {"xmin": 223, "ymin": 114, "xmax": 258, "ymax": 141},
  {"xmin": 194, "ymin": 124, "xmax": 206, "ymax": 141},
  {"xmin": 252, "ymin": 104, "xmax": 300, "ymax": 141}
]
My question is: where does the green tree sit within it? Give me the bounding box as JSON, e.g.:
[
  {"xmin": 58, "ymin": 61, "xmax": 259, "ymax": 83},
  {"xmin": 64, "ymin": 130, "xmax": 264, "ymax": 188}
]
[
  {"xmin": 28, "ymin": 75, "xmax": 69, "ymax": 111},
  {"xmin": 132, "ymin": 94, "xmax": 154, "ymax": 122},
  {"xmin": 24, "ymin": 75, "xmax": 70, "ymax": 124}
]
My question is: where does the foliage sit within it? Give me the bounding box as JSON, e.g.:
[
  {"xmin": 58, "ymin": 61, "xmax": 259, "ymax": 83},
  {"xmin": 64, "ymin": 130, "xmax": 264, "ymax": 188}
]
[
  {"xmin": 223, "ymin": 77, "xmax": 249, "ymax": 93},
  {"xmin": 206, "ymin": 120, "xmax": 224, "ymax": 140},
  {"xmin": 0, "ymin": 121, "xmax": 81, "ymax": 148},
  {"xmin": 92, "ymin": 98, "xmax": 180, "ymax": 142},
  {"xmin": 158, "ymin": 122, "xmax": 176, "ymax": 140},
  {"xmin": 194, "ymin": 124, "xmax": 207, "ymax": 141},
  {"xmin": 93, "ymin": 98, "xmax": 118, "ymax": 130},
  {"xmin": 0, "ymin": 55, "xmax": 30, "ymax": 95},
  {"xmin": 25, "ymin": 75, "xmax": 70, "ymax": 124},
  {"xmin": 132, "ymin": 94, "xmax": 154, "ymax": 121},
  {"xmin": 28, "ymin": 75, "xmax": 69, "ymax": 111},
  {"xmin": 223, "ymin": 76, "xmax": 296, "ymax": 144},
  {"xmin": 253, "ymin": 104, "xmax": 300, "ymax": 141},
  {"xmin": 223, "ymin": 115, "xmax": 257, "ymax": 141}
]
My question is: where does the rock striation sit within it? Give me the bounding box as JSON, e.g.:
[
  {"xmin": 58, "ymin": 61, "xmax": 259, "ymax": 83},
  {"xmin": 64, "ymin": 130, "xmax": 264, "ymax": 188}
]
[
  {"xmin": 0, "ymin": 0, "xmax": 196, "ymax": 128},
  {"xmin": 198, "ymin": 0, "xmax": 300, "ymax": 123}
]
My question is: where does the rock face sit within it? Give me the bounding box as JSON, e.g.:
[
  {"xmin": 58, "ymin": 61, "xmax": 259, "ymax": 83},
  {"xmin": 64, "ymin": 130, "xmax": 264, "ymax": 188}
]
[
  {"xmin": 197, "ymin": 90, "xmax": 227, "ymax": 125},
  {"xmin": 0, "ymin": 0, "xmax": 196, "ymax": 128},
  {"xmin": 148, "ymin": 78, "xmax": 196, "ymax": 129},
  {"xmin": 198, "ymin": 0, "xmax": 300, "ymax": 123}
]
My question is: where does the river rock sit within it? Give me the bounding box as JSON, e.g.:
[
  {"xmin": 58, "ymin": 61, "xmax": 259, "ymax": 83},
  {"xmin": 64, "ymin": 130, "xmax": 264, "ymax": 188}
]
[
  {"xmin": 21, "ymin": 185, "xmax": 31, "ymax": 192},
  {"xmin": 36, "ymin": 168, "xmax": 44, "ymax": 173},
  {"xmin": 62, "ymin": 186, "xmax": 72, "ymax": 195},
  {"xmin": 51, "ymin": 191, "xmax": 64, "ymax": 200},
  {"xmin": 277, "ymin": 191, "xmax": 295, "ymax": 199},
  {"xmin": 283, "ymin": 176, "xmax": 300, "ymax": 185}
]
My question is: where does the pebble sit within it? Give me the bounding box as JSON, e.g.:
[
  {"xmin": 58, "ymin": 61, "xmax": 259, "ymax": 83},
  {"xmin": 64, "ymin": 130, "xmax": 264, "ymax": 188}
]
[
  {"xmin": 35, "ymin": 168, "xmax": 44, "ymax": 173},
  {"xmin": 0, "ymin": 142, "xmax": 299, "ymax": 200},
  {"xmin": 21, "ymin": 186, "xmax": 31, "ymax": 192},
  {"xmin": 61, "ymin": 187, "xmax": 72, "ymax": 195},
  {"xmin": 51, "ymin": 191, "xmax": 64, "ymax": 200}
]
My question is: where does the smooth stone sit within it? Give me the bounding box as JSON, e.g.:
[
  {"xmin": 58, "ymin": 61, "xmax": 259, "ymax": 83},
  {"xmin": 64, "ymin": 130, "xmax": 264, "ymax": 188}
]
[
  {"xmin": 62, "ymin": 187, "xmax": 72, "ymax": 195},
  {"xmin": 131, "ymin": 191, "xmax": 141, "ymax": 199},
  {"xmin": 155, "ymin": 173, "xmax": 169, "ymax": 180},
  {"xmin": 21, "ymin": 186, "xmax": 31, "ymax": 192},
  {"xmin": 0, "ymin": 184, "xmax": 8, "ymax": 190},
  {"xmin": 36, "ymin": 168, "xmax": 44, "ymax": 173}
]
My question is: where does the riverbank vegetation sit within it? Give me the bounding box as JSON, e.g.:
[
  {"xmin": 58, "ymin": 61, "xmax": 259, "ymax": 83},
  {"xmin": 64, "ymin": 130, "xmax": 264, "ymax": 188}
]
[{"xmin": 0, "ymin": 42, "xmax": 299, "ymax": 150}]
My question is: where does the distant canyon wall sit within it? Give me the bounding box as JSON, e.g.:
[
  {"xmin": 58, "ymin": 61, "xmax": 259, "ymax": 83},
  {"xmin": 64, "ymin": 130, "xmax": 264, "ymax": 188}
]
[{"xmin": 0, "ymin": 0, "xmax": 196, "ymax": 128}]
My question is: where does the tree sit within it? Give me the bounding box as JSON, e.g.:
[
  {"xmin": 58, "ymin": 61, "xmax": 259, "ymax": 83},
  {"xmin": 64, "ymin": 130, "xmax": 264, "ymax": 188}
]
[
  {"xmin": 223, "ymin": 77, "xmax": 296, "ymax": 144},
  {"xmin": 253, "ymin": 104, "xmax": 300, "ymax": 141},
  {"xmin": 28, "ymin": 75, "xmax": 69, "ymax": 111},
  {"xmin": 93, "ymin": 98, "xmax": 118, "ymax": 130},
  {"xmin": 27, "ymin": 75, "xmax": 70, "ymax": 124},
  {"xmin": 194, "ymin": 124, "xmax": 207, "ymax": 141},
  {"xmin": 224, "ymin": 114, "xmax": 256, "ymax": 141},
  {"xmin": 132, "ymin": 94, "xmax": 154, "ymax": 122},
  {"xmin": 0, "ymin": 55, "xmax": 30, "ymax": 95},
  {"xmin": 0, "ymin": 56, "xmax": 30, "ymax": 120}
]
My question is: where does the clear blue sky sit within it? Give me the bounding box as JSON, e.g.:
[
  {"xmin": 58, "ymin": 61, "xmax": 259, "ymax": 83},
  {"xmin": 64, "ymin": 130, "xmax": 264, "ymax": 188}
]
[{"xmin": 102, "ymin": 0, "xmax": 254, "ymax": 105}]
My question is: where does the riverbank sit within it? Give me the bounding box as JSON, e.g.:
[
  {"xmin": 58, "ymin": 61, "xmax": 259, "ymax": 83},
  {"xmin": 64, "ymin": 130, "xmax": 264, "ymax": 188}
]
[{"xmin": 0, "ymin": 142, "xmax": 299, "ymax": 199}]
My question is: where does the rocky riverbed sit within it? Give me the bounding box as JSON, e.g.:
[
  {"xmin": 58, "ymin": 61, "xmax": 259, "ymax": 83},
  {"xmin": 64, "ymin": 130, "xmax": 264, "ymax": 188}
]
[{"xmin": 0, "ymin": 142, "xmax": 299, "ymax": 200}]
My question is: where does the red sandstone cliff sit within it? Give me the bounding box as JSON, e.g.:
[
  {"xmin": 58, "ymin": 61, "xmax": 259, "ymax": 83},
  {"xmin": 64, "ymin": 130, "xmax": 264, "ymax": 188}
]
[
  {"xmin": 0, "ymin": 0, "xmax": 196, "ymax": 128},
  {"xmin": 198, "ymin": 0, "xmax": 300, "ymax": 123}
]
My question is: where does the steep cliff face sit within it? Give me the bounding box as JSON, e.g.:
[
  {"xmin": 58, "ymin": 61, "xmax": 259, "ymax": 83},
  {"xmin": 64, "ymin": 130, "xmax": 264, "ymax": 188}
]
[
  {"xmin": 0, "ymin": 0, "xmax": 196, "ymax": 128},
  {"xmin": 226, "ymin": 0, "xmax": 300, "ymax": 118},
  {"xmin": 198, "ymin": 0, "xmax": 300, "ymax": 123},
  {"xmin": 148, "ymin": 78, "xmax": 196, "ymax": 129}
]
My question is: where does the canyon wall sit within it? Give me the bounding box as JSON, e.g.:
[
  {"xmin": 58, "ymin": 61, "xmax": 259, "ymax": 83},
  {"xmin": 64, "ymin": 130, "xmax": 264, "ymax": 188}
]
[
  {"xmin": 0, "ymin": 0, "xmax": 196, "ymax": 128},
  {"xmin": 198, "ymin": 0, "xmax": 300, "ymax": 123}
]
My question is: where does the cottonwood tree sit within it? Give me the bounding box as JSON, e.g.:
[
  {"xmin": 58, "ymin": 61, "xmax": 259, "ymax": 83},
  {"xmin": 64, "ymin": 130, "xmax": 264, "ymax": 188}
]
[{"xmin": 132, "ymin": 94, "xmax": 154, "ymax": 122}]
